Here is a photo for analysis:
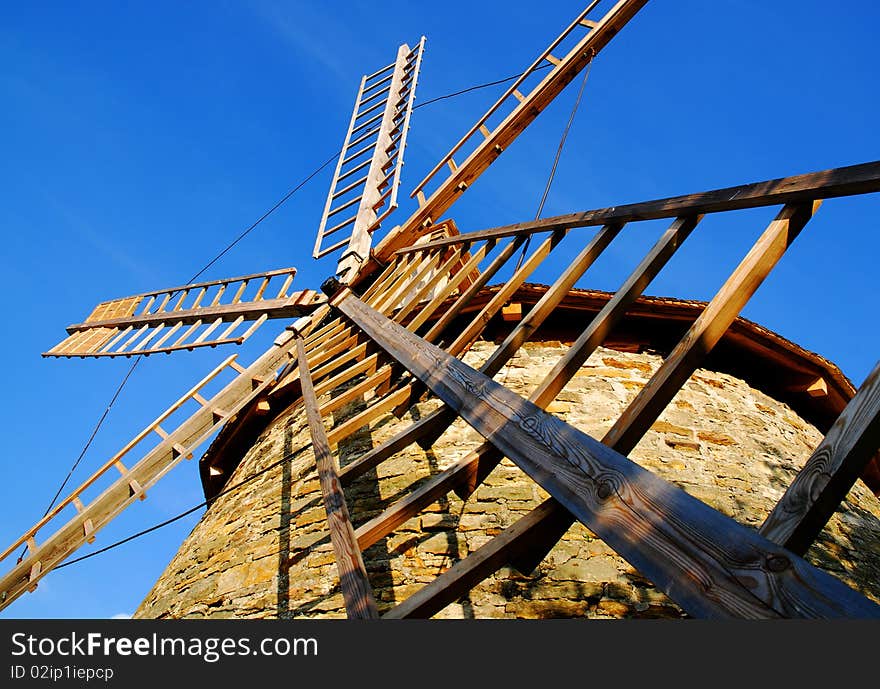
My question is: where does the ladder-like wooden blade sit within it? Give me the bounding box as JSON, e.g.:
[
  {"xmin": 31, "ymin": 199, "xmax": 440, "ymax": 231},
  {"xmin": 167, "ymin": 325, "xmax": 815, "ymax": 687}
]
[
  {"xmin": 367, "ymin": 0, "xmax": 648, "ymax": 269},
  {"xmin": 0, "ymin": 327, "xmax": 304, "ymax": 611},
  {"xmin": 43, "ymin": 267, "xmax": 325, "ymax": 358},
  {"xmin": 314, "ymin": 38, "xmax": 427, "ymax": 280}
]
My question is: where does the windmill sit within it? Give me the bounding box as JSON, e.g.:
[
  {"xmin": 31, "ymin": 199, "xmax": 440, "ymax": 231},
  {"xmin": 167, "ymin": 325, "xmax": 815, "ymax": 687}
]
[{"xmin": 2, "ymin": 0, "xmax": 880, "ymax": 619}]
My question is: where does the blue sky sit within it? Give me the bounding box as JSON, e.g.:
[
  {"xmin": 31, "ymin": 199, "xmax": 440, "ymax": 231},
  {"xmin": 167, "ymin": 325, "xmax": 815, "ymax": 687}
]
[{"xmin": 1, "ymin": 1, "xmax": 878, "ymax": 619}]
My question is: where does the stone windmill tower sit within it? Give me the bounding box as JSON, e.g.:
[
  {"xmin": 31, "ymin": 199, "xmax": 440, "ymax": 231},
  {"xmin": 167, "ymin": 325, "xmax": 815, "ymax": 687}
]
[{"xmin": 2, "ymin": 1, "xmax": 879, "ymax": 619}]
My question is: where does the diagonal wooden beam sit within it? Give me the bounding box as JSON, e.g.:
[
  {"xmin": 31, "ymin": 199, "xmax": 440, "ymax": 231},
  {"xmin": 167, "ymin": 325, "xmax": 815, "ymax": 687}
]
[
  {"xmin": 605, "ymin": 201, "xmax": 820, "ymax": 453},
  {"xmin": 383, "ymin": 498, "xmax": 570, "ymax": 619},
  {"xmin": 296, "ymin": 337, "xmax": 378, "ymax": 619},
  {"xmin": 352, "ymin": 216, "xmax": 700, "ymax": 551},
  {"xmin": 759, "ymin": 361, "xmax": 880, "ymax": 555},
  {"xmin": 378, "ymin": 203, "xmax": 824, "ymax": 616},
  {"xmin": 332, "ymin": 290, "xmax": 880, "ymax": 619},
  {"xmin": 509, "ymin": 203, "xmax": 820, "ymax": 571}
]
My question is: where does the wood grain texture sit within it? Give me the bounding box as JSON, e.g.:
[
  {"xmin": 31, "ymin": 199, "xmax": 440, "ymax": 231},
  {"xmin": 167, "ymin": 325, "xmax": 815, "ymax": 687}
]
[
  {"xmin": 396, "ymin": 205, "xmax": 817, "ymax": 610},
  {"xmin": 335, "ymin": 291, "xmax": 880, "ymax": 618},
  {"xmin": 296, "ymin": 338, "xmax": 378, "ymax": 619},
  {"xmin": 355, "ymin": 216, "xmax": 698, "ymax": 553},
  {"xmin": 760, "ymin": 361, "xmax": 880, "ymax": 554}
]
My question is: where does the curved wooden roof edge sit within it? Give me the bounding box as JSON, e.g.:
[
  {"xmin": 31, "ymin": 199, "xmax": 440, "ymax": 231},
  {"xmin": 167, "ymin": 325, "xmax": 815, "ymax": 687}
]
[{"xmin": 198, "ymin": 282, "xmax": 880, "ymax": 501}]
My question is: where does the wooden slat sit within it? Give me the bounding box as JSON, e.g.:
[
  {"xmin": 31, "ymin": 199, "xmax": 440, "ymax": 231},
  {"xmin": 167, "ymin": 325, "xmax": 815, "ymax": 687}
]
[
  {"xmin": 444, "ymin": 231, "xmax": 565, "ymax": 355},
  {"xmin": 333, "ymin": 291, "xmax": 880, "ymax": 619},
  {"xmin": 325, "ymin": 387, "xmax": 412, "ymax": 448},
  {"xmin": 760, "ymin": 361, "xmax": 880, "ymax": 555},
  {"xmin": 604, "ymin": 202, "xmax": 820, "ymax": 454},
  {"xmin": 480, "ymin": 223, "xmax": 621, "ymax": 376},
  {"xmin": 393, "ymin": 247, "xmax": 465, "ymax": 324},
  {"xmin": 349, "ymin": 221, "xmax": 661, "ymax": 539},
  {"xmin": 423, "ymin": 237, "xmax": 525, "ymax": 344},
  {"xmin": 296, "ymin": 338, "xmax": 378, "ymax": 619},
  {"xmin": 404, "ymin": 241, "xmax": 495, "ymax": 334},
  {"xmin": 318, "ymin": 365, "xmax": 393, "ymax": 418},
  {"xmin": 384, "ymin": 499, "xmax": 571, "ymax": 618}
]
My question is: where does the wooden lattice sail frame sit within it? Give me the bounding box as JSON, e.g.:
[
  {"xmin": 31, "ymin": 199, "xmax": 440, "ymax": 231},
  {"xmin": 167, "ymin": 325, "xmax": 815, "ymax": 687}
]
[{"xmin": 2, "ymin": 0, "xmax": 879, "ymax": 619}]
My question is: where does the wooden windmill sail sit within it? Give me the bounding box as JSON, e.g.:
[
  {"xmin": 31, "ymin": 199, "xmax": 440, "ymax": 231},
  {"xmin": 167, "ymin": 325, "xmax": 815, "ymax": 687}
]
[{"xmin": 2, "ymin": 0, "xmax": 879, "ymax": 619}]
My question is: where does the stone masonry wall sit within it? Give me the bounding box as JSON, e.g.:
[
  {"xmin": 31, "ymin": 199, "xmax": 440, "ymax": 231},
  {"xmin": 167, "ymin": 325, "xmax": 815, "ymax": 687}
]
[{"xmin": 135, "ymin": 342, "xmax": 880, "ymax": 619}]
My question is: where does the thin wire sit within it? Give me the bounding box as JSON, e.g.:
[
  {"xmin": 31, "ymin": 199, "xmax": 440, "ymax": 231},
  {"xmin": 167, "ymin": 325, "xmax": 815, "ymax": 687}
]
[
  {"xmin": 28, "ymin": 64, "xmax": 565, "ymax": 566},
  {"xmin": 413, "ymin": 63, "xmax": 552, "ymax": 110},
  {"xmin": 55, "ymin": 442, "xmax": 307, "ymax": 570},
  {"xmin": 499, "ymin": 59, "xmax": 593, "ymax": 393},
  {"xmin": 513, "ymin": 58, "xmax": 593, "ymax": 274}
]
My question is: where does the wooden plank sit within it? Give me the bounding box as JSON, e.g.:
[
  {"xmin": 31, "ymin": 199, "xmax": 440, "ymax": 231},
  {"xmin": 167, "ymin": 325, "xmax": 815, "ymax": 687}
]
[
  {"xmin": 312, "ymin": 353, "xmax": 382, "ymax": 399},
  {"xmin": 338, "ymin": 408, "xmax": 458, "ymax": 487},
  {"xmin": 480, "ymin": 223, "xmax": 622, "ymax": 377},
  {"xmin": 759, "ymin": 361, "xmax": 880, "ymax": 555},
  {"xmin": 380, "ymin": 251, "xmax": 444, "ymax": 318},
  {"xmin": 325, "ymin": 387, "xmax": 412, "ymax": 448},
  {"xmin": 403, "ymin": 241, "xmax": 495, "ymax": 334},
  {"xmin": 530, "ymin": 215, "xmax": 701, "ymax": 406},
  {"xmin": 476, "ymin": 205, "xmax": 810, "ymax": 571},
  {"xmin": 339, "ymin": 223, "xmax": 631, "ymax": 490},
  {"xmin": 296, "ymin": 338, "xmax": 378, "ymax": 619},
  {"xmin": 351, "ymin": 217, "xmax": 697, "ymax": 550},
  {"xmin": 318, "ymin": 365, "xmax": 393, "ymax": 418},
  {"xmin": 444, "ymin": 231, "xmax": 565, "ymax": 355},
  {"xmin": 355, "ymin": 444, "xmax": 499, "ymax": 550},
  {"xmin": 377, "ymin": 205, "xmax": 821, "ymax": 614},
  {"xmin": 334, "ymin": 291, "xmax": 880, "ymax": 618},
  {"xmin": 393, "ymin": 247, "xmax": 465, "ymax": 324},
  {"xmin": 394, "ymin": 162, "xmax": 880, "ymax": 255}
]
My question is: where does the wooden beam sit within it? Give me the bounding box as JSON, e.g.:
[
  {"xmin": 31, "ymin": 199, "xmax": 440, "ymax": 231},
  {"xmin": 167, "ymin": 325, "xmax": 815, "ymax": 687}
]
[
  {"xmin": 333, "ymin": 291, "xmax": 880, "ymax": 618},
  {"xmin": 296, "ymin": 338, "xmax": 378, "ymax": 619},
  {"xmin": 480, "ymin": 223, "xmax": 623, "ymax": 378},
  {"xmin": 377, "ymin": 204, "xmax": 822, "ymax": 615},
  {"xmin": 402, "ymin": 242, "xmax": 492, "ymax": 333},
  {"xmin": 443, "ymin": 231, "xmax": 565, "ymax": 355},
  {"xmin": 338, "ymin": 408, "xmax": 458, "ymax": 486},
  {"xmin": 351, "ymin": 217, "xmax": 698, "ymax": 552},
  {"xmin": 760, "ymin": 361, "xmax": 880, "ymax": 555},
  {"xmin": 394, "ymin": 161, "xmax": 880, "ymax": 255},
  {"xmin": 492, "ymin": 204, "xmax": 815, "ymax": 572},
  {"xmin": 604, "ymin": 202, "xmax": 820, "ymax": 454},
  {"xmin": 423, "ymin": 237, "xmax": 525, "ymax": 344}
]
